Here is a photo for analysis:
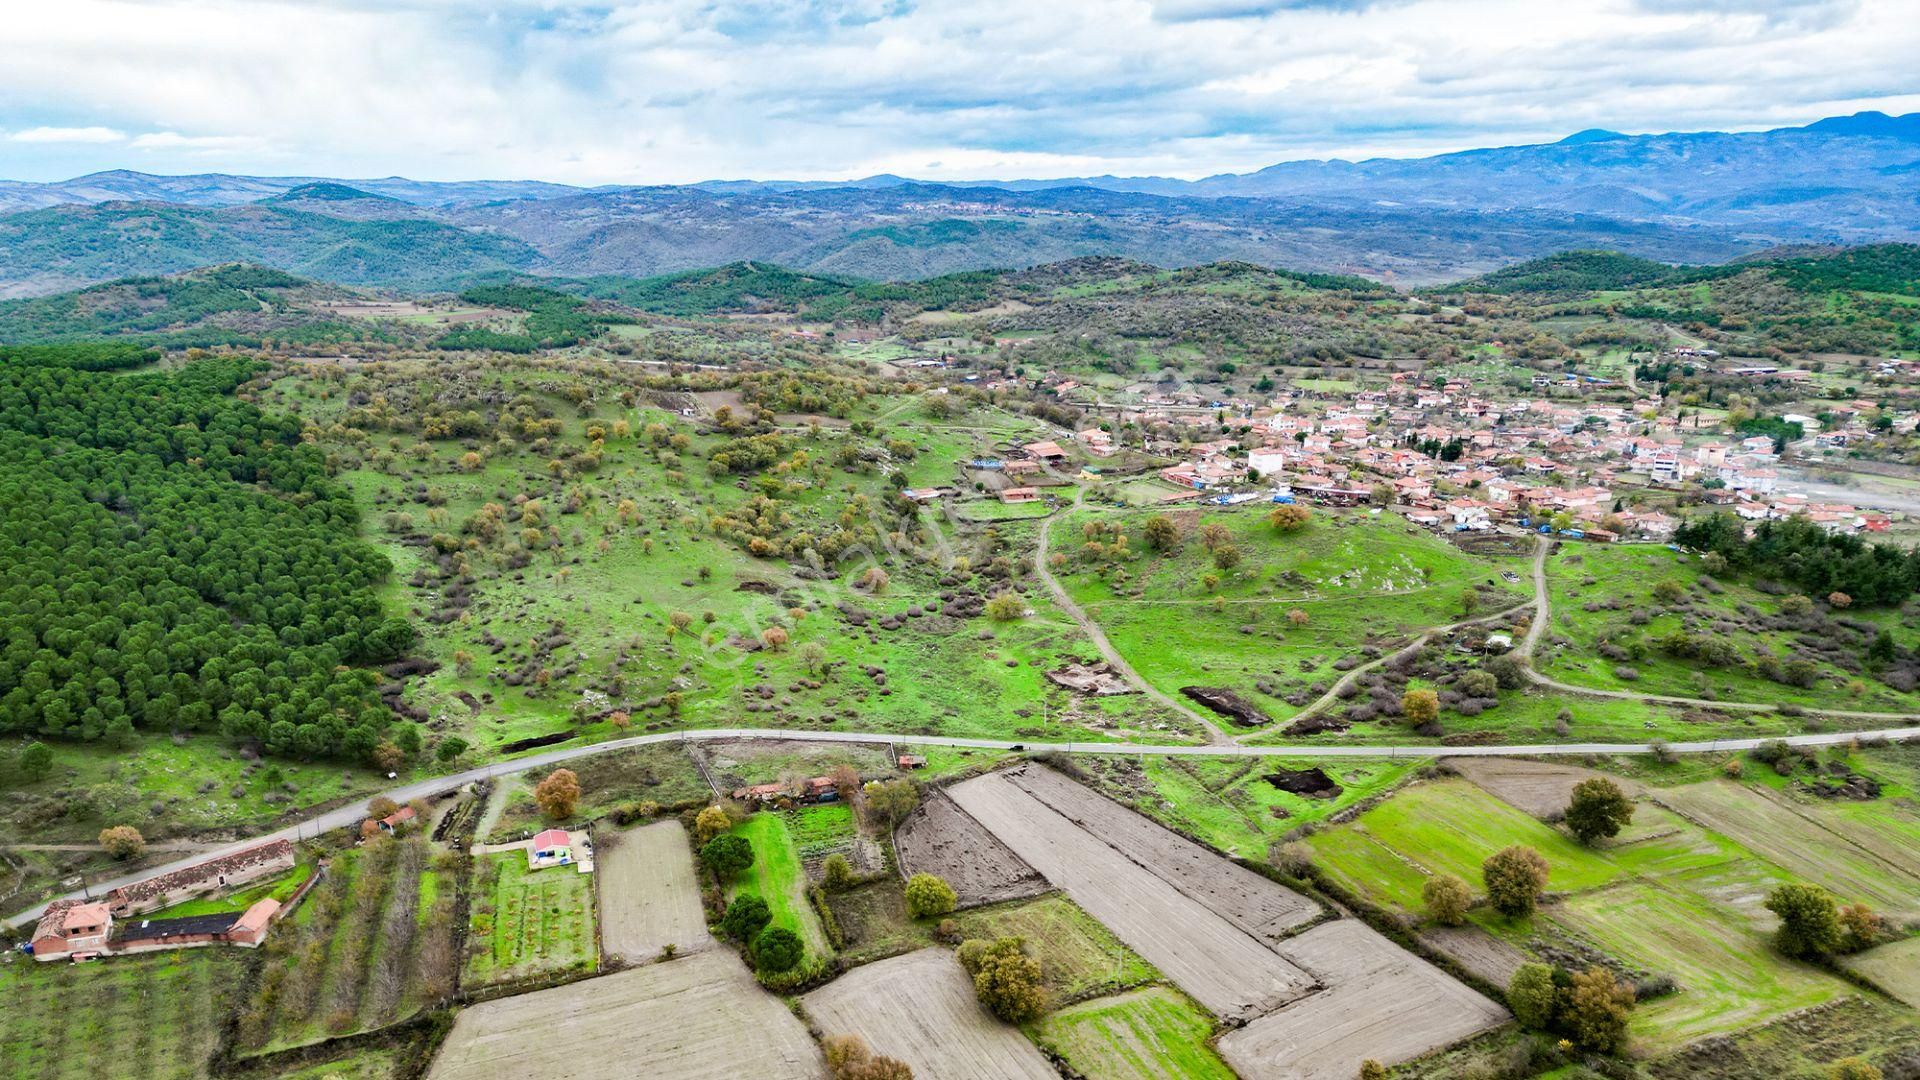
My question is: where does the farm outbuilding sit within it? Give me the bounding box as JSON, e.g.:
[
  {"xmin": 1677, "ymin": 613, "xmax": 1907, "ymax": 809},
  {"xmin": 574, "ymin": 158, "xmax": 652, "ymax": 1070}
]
[{"xmin": 528, "ymin": 829, "xmax": 575, "ymax": 870}]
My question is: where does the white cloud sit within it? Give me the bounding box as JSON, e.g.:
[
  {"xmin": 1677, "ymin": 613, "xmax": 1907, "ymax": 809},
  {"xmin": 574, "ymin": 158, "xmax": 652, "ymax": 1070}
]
[
  {"xmin": 0, "ymin": 0, "xmax": 1913, "ymax": 183},
  {"xmin": 8, "ymin": 125, "xmax": 126, "ymax": 144}
]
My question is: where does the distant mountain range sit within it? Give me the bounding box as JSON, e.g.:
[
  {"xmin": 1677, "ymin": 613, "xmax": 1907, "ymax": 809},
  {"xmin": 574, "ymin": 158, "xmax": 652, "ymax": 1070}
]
[{"xmin": 0, "ymin": 113, "xmax": 1914, "ymax": 295}]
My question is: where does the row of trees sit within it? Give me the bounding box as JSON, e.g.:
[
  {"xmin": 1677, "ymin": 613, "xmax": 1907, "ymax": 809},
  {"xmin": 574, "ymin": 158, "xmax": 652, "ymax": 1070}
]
[{"xmin": 0, "ymin": 358, "xmax": 411, "ymax": 761}]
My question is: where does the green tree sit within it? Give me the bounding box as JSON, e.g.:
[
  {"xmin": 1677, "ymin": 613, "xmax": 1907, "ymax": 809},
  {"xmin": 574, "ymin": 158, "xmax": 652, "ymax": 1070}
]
[
  {"xmin": 435, "ymin": 736, "xmax": 470, "ymax": 763},
  {"xmin": 1766, "ymin": 883, "xmax": 1843, "ymax": 958},
  {"xmin": 720, "ymin": 893, "xmax": 772, "ymax": 941},
  {"xmin": 905, "ymin": 872, "xmax": 957, "ymax": 919},
  {"xmin": 1507, "ymin": 963, "xmax": 1558, "ymax": 1030},
  {"xmin": 1483, "ymin": 845, "xmax": 1550, "ymax": 917},
  {"xmin": 959, "ymin": 937, "xmax": 1047, "ymax": 1022},
  {"xmin": 984, "ymin": 593, "xmax": 1026, "ymax": 621},
  {"xmin": 701, "ymin": 833, "xmax": 755, "ymax": 883},
  {"xmin": 753, "ymin": 925, "xmax": 804, "ymax": 973},
  {"xmin": 16, "ymin": 741, "xmax": 53, "ymax": 782},
  {"xmin": 1564, "ymin": 778, "xmax": 1635, "ymax": 845},
  {"xmin": 1423, "ymin": 874, "xmax": 1471, "ymax": 926},
  {"xmin": 822, "ymin": 854, "xmax": 858, "ymax": 892},
  {"xmin": 862, "ymin": 778, "xmax": 920, "ymax": 826}
]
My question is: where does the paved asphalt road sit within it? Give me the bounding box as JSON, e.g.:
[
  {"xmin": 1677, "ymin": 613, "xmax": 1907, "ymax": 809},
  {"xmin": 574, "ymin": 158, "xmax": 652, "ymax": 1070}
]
[{"xmin": 9, "ymin": 721, "xmax": 1918, "ymax": 931}]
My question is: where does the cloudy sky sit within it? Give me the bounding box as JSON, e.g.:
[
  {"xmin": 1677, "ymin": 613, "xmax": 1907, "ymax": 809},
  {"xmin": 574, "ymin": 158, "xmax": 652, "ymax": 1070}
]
[{"xmin": 3, "ymin": 0, "xmax": 1918, "ymax": 185}]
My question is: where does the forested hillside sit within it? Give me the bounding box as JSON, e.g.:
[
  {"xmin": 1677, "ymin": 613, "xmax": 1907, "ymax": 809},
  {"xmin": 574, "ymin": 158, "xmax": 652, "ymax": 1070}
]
[{"xmin": 0, "ymin": 345, "xmax": 411, "ymax": 762}]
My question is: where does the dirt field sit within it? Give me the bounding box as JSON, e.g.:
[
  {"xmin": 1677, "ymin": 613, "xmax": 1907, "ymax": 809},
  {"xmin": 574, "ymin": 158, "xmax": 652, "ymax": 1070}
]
[
  {"xmin": 429, "ymin": 951, "xmax": 822, "ymax": 1080},
  {"xmin": 1216, "ymin": 921, "xmax": 1509, "ymax": 1080},
  {"xmin": 1000, "ymin": 764, "xmax": 1320, "ymax": 940},
  {"xmin": 947, "ymin": 767, "xmax": 1319, "ymax": 1019},
  {"xmin": 895, "ymin": 790, "xmax": 1048, "ymax": 909},
  {"xmin": 1443, "ymin": 757, "xmax": 1641, "ymax": 818},
  {"xmin": 1659, "ymin": 781, "xmax": 1920, "ymax": 918},
  {"xmin": 1419, "ymin": 925, "xmax": 1532, "ymax": 986},
  {"xmin": 801, "ymin": 948, "xmax": 1056, "ymax": 1080},
  {"xmin": 1844, "ymin": 937, "xmax": 1920, "ymax": 1007},
  {"xmin": 597, "ymin": 820, "xmax": 712, "ymax": 963}
]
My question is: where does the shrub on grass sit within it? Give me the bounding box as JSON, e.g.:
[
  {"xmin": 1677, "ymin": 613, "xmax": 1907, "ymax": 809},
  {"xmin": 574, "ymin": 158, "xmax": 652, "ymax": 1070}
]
[
  {"xmin": 905, "ymin": 873, "xmax": 957, "ymax": 919},
  {"xmin": 753, "ymin": 925, "xmax": 803, "ymax": 973},
  {"xmin": 959, "ymin": 937, "xmax": 1046, "ymax": 1023},
  {"xmin": 1508, "ymin": 963, "xmax": 1558, "ymax": 1030},
  {"xmin": 1401, "ymin": 688, "xmax": 1439, "ymax": 728},
  {"xmin": 98, "ymin": 825, "xmax": 145, "ymax": 860},
  {"xmin": 1483, "ymin": 845, "xmax": 1550, "ymax": 917},
  {"xmin": 1422, "ymin": 874, "xmax": 1471, "ymax": 926},
  {"xmin": 1828, "ymin": 1058, "xmax": 1883, "ymax": 1080},
  {"xmin": 1564, "ymin": 966, "xmax": 1634, "ymax": 1053},
  {"xmin": 1766, "ymin": 883, "xmax": 1843, "ymax": 958},
  {"xmin": 821, "ymin": 854, "xmax": 857, "ymax": 892}
]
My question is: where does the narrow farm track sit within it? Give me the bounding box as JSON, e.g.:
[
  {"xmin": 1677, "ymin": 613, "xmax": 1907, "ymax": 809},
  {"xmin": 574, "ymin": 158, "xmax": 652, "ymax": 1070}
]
[
  {"xmin": 1033, "ymin": 489, "xmax": 1234, "ymax": 744},
  {"xmin": 1286, "ymin": 598, "xmax": 1536, "ymax": 726}
]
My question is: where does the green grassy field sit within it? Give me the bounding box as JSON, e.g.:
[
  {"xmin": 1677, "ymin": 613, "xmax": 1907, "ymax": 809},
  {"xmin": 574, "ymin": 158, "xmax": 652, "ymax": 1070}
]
[
  {"xmin": 1028, "ymin": 986, "xmax": 1234, "ymax": 1080},
  {"xmin": 949, "ymin": 892, "xmax": 1157, "ymax": 1003},
  {"xmin": 464, "ymin": 850, "xmax": 597, "ymax": 987},
  {"xmin": 1077, "ymin": 755, "xmax": 1421, "ymax": 859},
  {"xmin": 148, "ymin": 862, "xmax": 315, "ymax": 919},
  {"xmin": 1307, "ymin": 773, "xmax": 1874, "ymax": 1054},
  {"xmin": 728, "ymin": 812, "xmax": 830, "ymax": 964},
  {"xmin": 0, "ymin": 949, "xmax": 239, "ymax": 1080}
]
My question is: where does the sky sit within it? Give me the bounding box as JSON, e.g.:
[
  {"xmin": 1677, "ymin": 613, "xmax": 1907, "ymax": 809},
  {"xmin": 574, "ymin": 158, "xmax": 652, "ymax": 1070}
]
[{"xmin": 2, "ymin": 0, "xmax": 1918, "ymax": 186}]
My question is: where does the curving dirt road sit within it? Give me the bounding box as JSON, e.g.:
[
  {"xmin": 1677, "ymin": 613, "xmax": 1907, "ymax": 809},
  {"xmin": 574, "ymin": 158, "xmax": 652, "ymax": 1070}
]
[{"xmin": 1033, "ymin": 489, "xmax": 1234, "ymax": 744}]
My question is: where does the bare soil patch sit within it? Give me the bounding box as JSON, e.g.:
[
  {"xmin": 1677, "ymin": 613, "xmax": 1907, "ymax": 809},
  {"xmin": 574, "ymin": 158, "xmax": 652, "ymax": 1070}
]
[
  {"xmin": 1265, "ymin": 766, "xmax": 1341, "ymax": 798},
  {"xmin": 1047, "ymin": 661, "xmax": 1136, "ymax": 695},
  {"xmin": 429, "ymin": 951, "xmax": 823, "ymax": 1080},
  {"xmin": 597, "ymin": 820, "xmax": 712, "ymax": 963},
  {"xmin": 1217, "ymin": 920, "xmax": 1509, "ymax": 1080},
  {"xmin": 801, "ymin": 948, "xmax": 1056, "ymax": 1080},
  {"xmin": 1419, "ymin": 925, "xmax": 1532, "ymax": 986},
  {"xmin": 1180, "ymin": 686, "xmax": 1269, "ymax": 727},
  {"xmin": 948, "ymin": 767, "xmax": 1317, "ymax": 1019},
  {"xmin": 1444, "ymin": 757, "xmax": 1640, "ymax": 819},
  {"xmin": 895, "ymin": 790, "xmax": 1048, "ymax": 909}
]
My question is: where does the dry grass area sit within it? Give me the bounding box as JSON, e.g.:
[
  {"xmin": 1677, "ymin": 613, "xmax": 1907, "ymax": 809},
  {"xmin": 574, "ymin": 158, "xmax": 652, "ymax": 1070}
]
[
  {"xmin": 1442, "ymin": 757, "xmax": 1640, "ymax": 818},
  {"xmin": 1216, "ymin": 921, "xmax": 1508, "ymax": 1080},
  {"xmin": 1844, "ymin": 937, "xmax": 1920, "ymax": 1007},
  {"xmin": 894, "ymin": 790, "xmax": 1047, "ymax": 909},
  {"xmin": 429, "ymin": 951, "xmax": 823, "ymax": 1080},
  {"xmin": 947, "ymin": 766, "xmax": 1318, "ymax": 1019},
  {"xmin": 597, "ymin": 820, "xmax": 712, "ymax": 963},
  {"xmin": 801, "ymin": 948, "xmax": 1056, "ymax": 1080}
]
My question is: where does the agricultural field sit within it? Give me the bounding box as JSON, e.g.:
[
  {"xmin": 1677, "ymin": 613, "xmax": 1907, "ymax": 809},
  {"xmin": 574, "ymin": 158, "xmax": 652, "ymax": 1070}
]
[
  {"xmin": 1305, "ymin": 771, "xmax": 1892, "ymax": 1054},
  {"xmin": 727, "ymin": 812, "xmax": 830, "ymax": 968},
  {"xmin": 463, "ymin": 850, "xmax": 597, "ymax": 988},
  {"xmin": 596, "ymin": 819, "xmax": 711, "ymax": 963},
  {"xmin": 430, "ymin": 951, "xmax": 823, "ymax": 1080},
  {"xmin": 0, "ymin": 949, "xmax": 240, "ymax": 1080},
  {"xmin": 947, "ymin": 766, "xmax": 1319, "ymax": 1018},
  {"xmin": 947, "ymin": 893, "xmax": 1160, "ymax": 1003},
  {"xmin": 1216, "ymin": 920, "xmax": 1508, "ymax": 1080},
  {"xmin": 1028, "ymin": 986, "xmax": 1236, "ymax": 1080},
  {"xmin": 1842, "ymin": 936, "xmax": 1920, "ymax": 1007},
  {"xmin": 801, "ymin": 948, "xmax": 1056, "ymax": 1080},
  {"xmin": 239, "ymin": 837, "xmax": 458, "ymax": 1054},
  {"xmin": 894, "ymin": 789, "xmax": 1048, "ymax": 908}
]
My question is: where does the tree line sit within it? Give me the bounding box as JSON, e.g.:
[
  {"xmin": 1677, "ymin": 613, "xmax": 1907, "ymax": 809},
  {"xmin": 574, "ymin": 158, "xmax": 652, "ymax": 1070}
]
[{"xmin": 1674, "ymin": 512, "xmax": 1920, "ymax": 606}]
